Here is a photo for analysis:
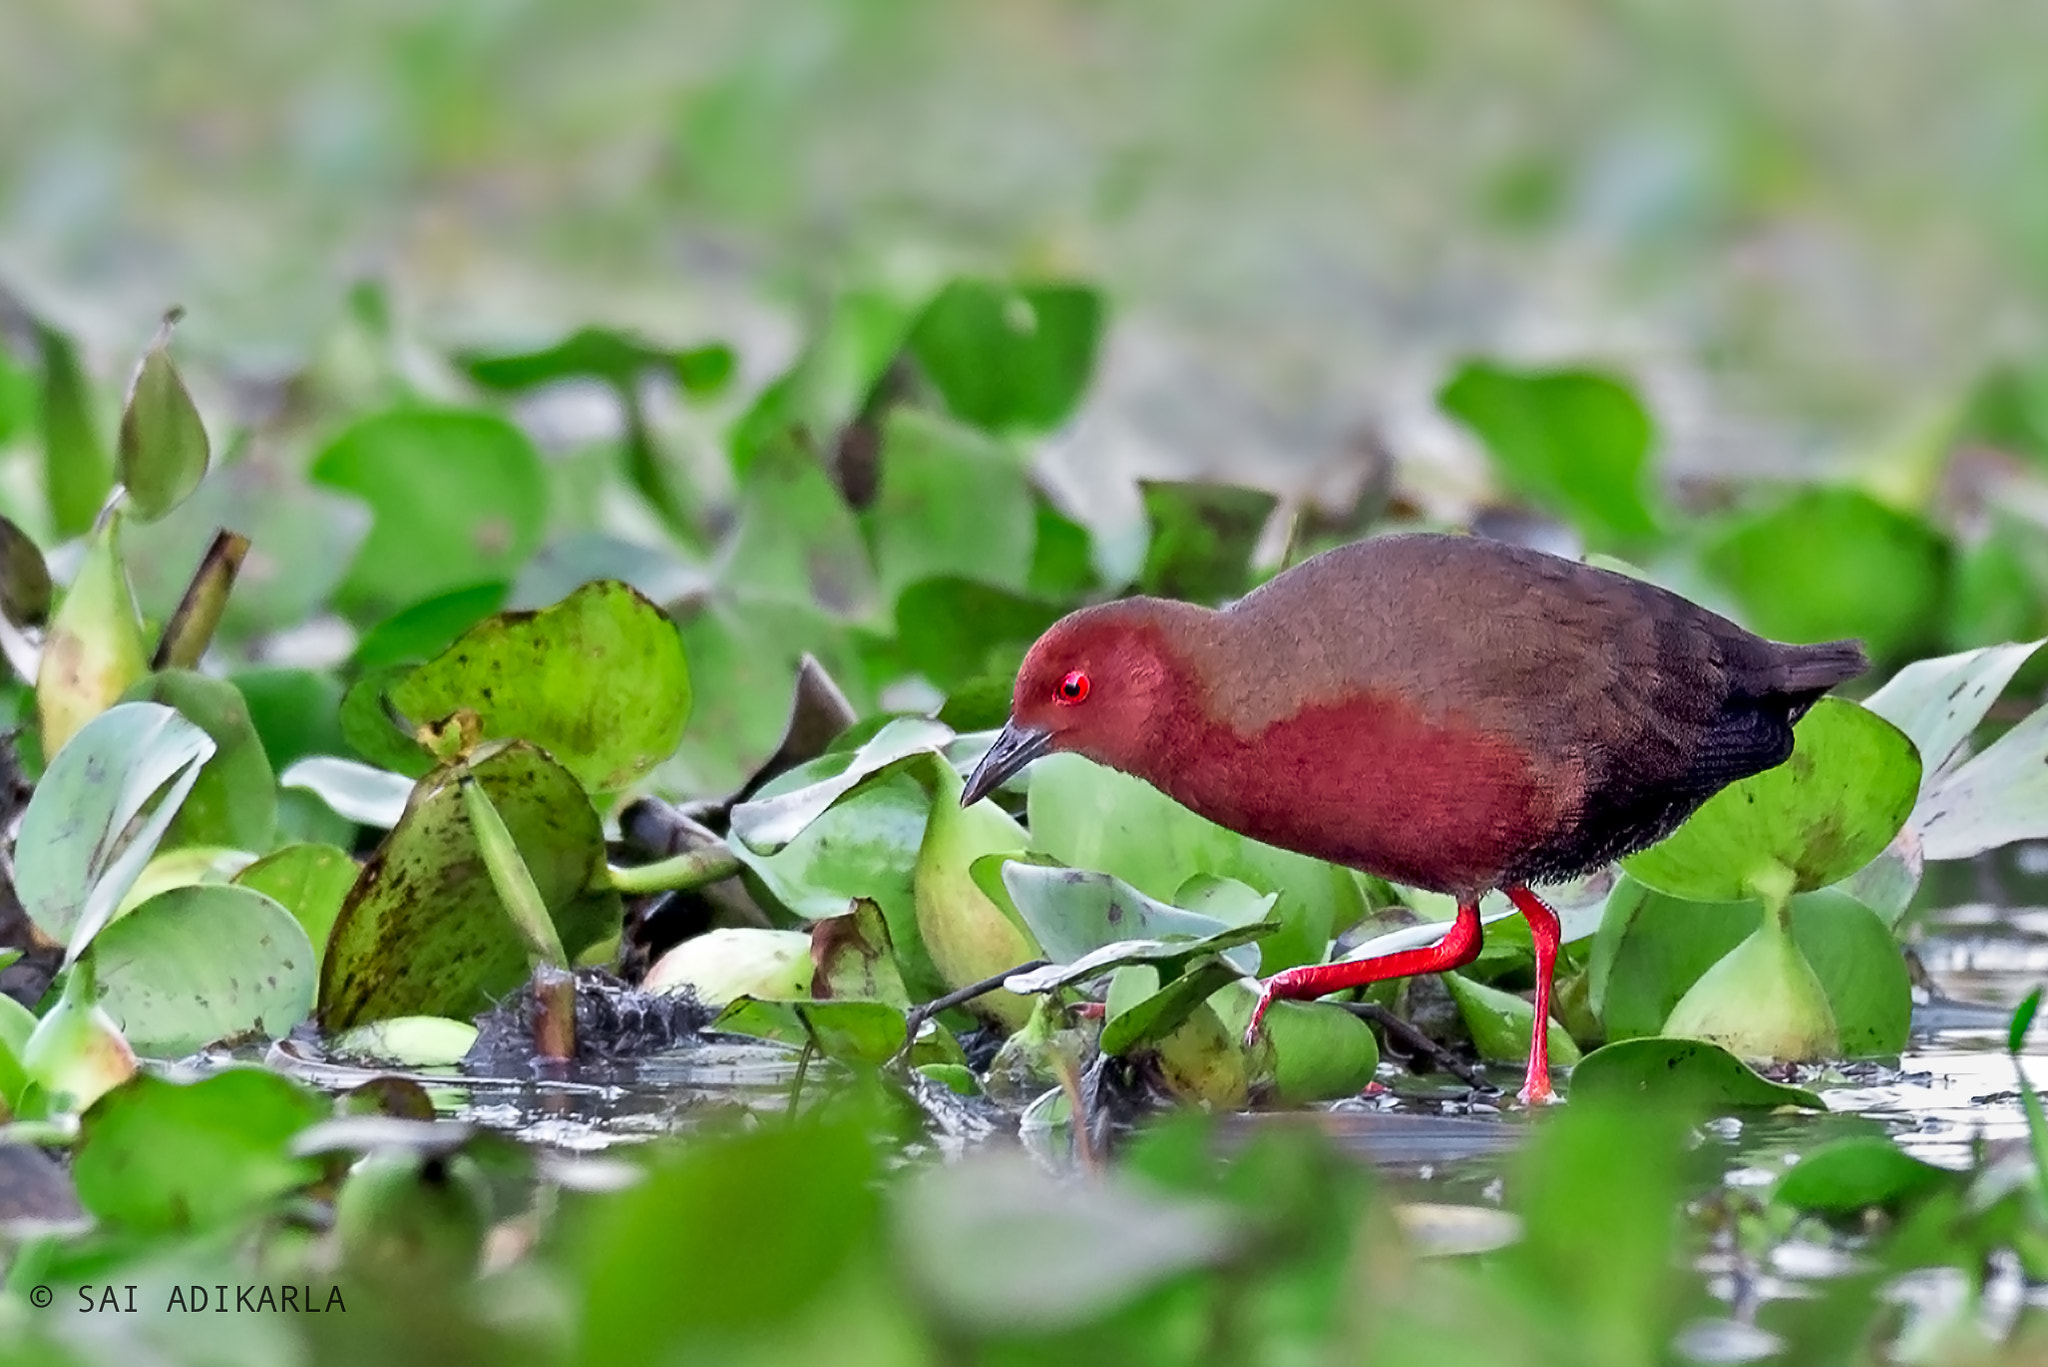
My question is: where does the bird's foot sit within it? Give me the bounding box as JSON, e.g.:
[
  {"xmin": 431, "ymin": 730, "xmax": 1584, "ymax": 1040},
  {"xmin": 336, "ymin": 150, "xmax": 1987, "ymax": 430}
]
[
  {"xmin": 1242, "ymin": 984, "xmax": 1277, "ymax": 1050},
  {"xmin": 1515, "ymin": 1073, "xmax": 1560, "ymax": 1107}
]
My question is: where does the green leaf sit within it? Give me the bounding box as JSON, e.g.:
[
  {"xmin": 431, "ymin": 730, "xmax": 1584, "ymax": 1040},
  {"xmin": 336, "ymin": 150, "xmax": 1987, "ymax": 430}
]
[
  {"xmin": 1138, "ymin": 480, "xmax": 1279, "ymax": 604},
  {"xmin": 119, "ymin": 670, "xmax": 277, "ymax": 853},
  {"xmin": 1591, "ymin": 878, "xmax": 1910, "ymax": 1054},
  {"xmin": 1098, "ymin": 958, "xmax": 1248, "ymax": 1057},
  {"xmin": 0, "ymin": 514, "xmax": 51, "ymax": 628},
  {"xmin": 1440, "ymin": 361, "xmax": 1657, "ymax": 543},
  {"xmin": 338, "ymin": 664, "xmax": 434, "ymax": 777},
  {"xmin": 1443, "ymin": 972, "xmax": 1583, "ymax": 1068},
  {"xmin": 729, "ymin": 774, "xmax": 943, "ymax": 1002},
  {"xmin": 1027, "ymin": 494, "xmax": 1098, "ymax": 601},
  {"xmin": 728, "ymin": 287, "xmax": 918, "ymax": 477},
  {"xmin": 0, "ymin": 991, "xmax": 35, "ymax": 1111},
  {"xmin": 329, "ymin": 1015, "xmax": 479, "ymax": 1068},
  {"xmin": 894, "ymin": 577, "xmax": 1065, "ymax": 692},
  {"xmin": 1005, "ymin": 926, "xmax": 1274, "ymax": 994},
  {"xmin": 389, "ymin": 580, "xmax": 690, "ymax": 793},
  {"xmin": 1624, "ymin": 699, "xmax": 1921, "ymax": 900},
  {"xmin": 116, "ymin": 312, "xmax": 210, "ymax": 522},
  {"xmin": 721, "ymin": 441, "xmax": 875, "ymax": 618},
  {"xmin": 14, "ymin": 701, "xmax": 214, "ymax": 952},
  {"xmin": 992, "ymin": 860, "xmax": 1273, "ymax": 976},
  {"xmin": 92, "ymin": 884, "xmax": 315, "ymax": 1057},
  {"xmin": 351, "ymin": 581, "xmax": 509, "ymax": 674},
  {"xmin": 2013, "ymin": 989, "xmax": 2043, "ymax": 1057},
  {"xmin": 1701, "ymin": 488, "xmax": 1949, "ymax": 662},
  {"xmin": 1025, "ymin": 753, "xmax": 1362, "ymax": 975},
  {"xmin": 312, "ymin": 409, "xmax": 548, "ymax": 618},
  {"xmin": 643, "ymin": 928, "xmax": 812, "ymax": 1004},
  {"xmin": 866, "ymin": 408, "xmax": 1036, "ymax": 605},
  {"xmin": 73, "ymin": 1069, "xmax": 328, "ymax": 1234},
  {"xmin": 907, "ymin": 280, "xmax": 1104, "ymax": 435},
  {"xmin": 728, "ymin": 717, "xmax": 951, "ymax": 854},
  {"xmin": 36, "ymin": 509, "xmax": 149, "ymax": 754},
  {"xmin": 1774, "ymin": 1136, "xmax": 1958, "ymax": 1216},
  {"xmin": 1206, "ymin": 978, "xmax": 1381, "ymax": 1103},
  {"xmin": 914, "ymin": 758, "xmax": 1039, "ymax": 1029},
  {"xmin": 233, "ymin": 843, "xmax": 358, "ymax": 969},
  {"xmin": 318, "ymin": 742, "xmax": 620, "ymax": 1028},
  {"xmin": 36, "ymin": 322, "xmax": 111, "ymax": 541},
  {"xmin": 1569, "ymin": 1037, "xmax": 1824, "ymax": 1111},
  {"xmin": 458, "ymin": 327, "xmax": 729, "ymax": 394},
  {"xmin": 894, "ymin": 1152, "xmax": 1231, "ymax": 1334}
]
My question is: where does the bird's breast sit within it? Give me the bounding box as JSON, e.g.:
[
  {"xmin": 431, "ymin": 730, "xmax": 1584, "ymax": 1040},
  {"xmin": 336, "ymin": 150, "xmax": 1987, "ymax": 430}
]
[{"xmin": 1154, "ymin": 689, "xmax": 1585, "ymax": 898}]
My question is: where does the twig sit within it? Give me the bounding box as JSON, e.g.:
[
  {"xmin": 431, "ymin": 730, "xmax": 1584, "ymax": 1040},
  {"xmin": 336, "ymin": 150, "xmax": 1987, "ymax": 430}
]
[
  {"xmin": 895, "ymin": 959, "xmax": 1049, "ymax": 1061},
  {"xmin": 1340, "ymin": 1002, "xmax": 1495, "ymax": 1092}
]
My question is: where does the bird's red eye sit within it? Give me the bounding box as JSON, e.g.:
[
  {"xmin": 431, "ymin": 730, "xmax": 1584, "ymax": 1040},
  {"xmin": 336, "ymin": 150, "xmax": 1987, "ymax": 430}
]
[{"xmin": 1056, "ymin": 670, "xmax": 1090, "ymax": 705}]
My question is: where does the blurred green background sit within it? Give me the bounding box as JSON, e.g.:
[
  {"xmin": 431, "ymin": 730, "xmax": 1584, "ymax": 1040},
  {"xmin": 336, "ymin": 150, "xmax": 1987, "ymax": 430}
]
[{"xmin": 8, "ymin": 0, "xmax": 2048, "ymax": 530}]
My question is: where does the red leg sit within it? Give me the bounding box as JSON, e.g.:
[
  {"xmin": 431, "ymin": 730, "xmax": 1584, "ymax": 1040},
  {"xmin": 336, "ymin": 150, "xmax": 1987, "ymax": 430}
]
[
  {"xmin": 1245, "ymin": 900, "xmax": 1484, "ymax": 1044},
  {"xmin": 1505, "ymin": 886, "xmax": 1561, "ymax": 1105}
]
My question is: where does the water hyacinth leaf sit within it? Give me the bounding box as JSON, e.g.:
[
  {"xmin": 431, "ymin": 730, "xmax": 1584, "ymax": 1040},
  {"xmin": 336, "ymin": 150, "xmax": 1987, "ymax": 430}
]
[
  {"xmin": 1624, "ymin": 699, "xmax": 1921, "ymax": 900},
  {"xmin": 1206, "ymin": 978, "xmax": 1381, "ymax": 1104},
  {"xmin": 458, "ymin": 326, "xmax": 730, "ymax": 396},
  {"xmin": 866, "ymin": 408, "xmax": 1036, "ymax": 605},
  {"xmin": 1568, "ymin": 1037, "xmax": 1824, "ymax": 1111},
  {"xmin": 386, "ymin": 580, "xmax": 689, "ymax": 793},
  {"xmin": 1138, "ymin": 480, "xmax": 1279, "ymax": 605},
  {"xmin": 15, "ymin": 701, "xmax": 214, "ymax": 949},
  {"xmin": 92, "ymin": 884, "xmax": 315, "ymax": 1057},
  {"xmin": 1862, "ymin": 640, "xmax": 2043, "ymax": 786},
  {"xmin": 460, "ymin": 773, "xmax": 566, "ymax": 969},
  {"xmin": 1443, "ymin": 972, "xmax": 1583, "ymax": 1068},
  {"xmin": 1029, "ymin": 494, "xmax": 1098, "ymax": 601},
  {"xmin": 1026, "ymin": 753, "xmax": 1360, "ymax": 974},
  {"xmin": 36, "ymin": 321, "xmax": 111, "ymax": 541},
  {"xmin": 352, "ymin": 581, "xmax": 509, "ymax": 674},
  {"xmin": 119, "ymin": 670, "xmax": 276, "ymax": 853},
  {"xmin": 915, "ymin": 758, "xmax": 1040, "ymax": 1029},
  {"xmin": 1660, "ymin": 909, "xmax": 1838, "ymax": 1063},
  {"xmin": 729, "ymin": 285, "xmax": 917, "ymax": 477},
  {"xmin": 1907, "ymin": 700, "xmax": 2048, "ymax": 860},
  {"xmin": 151, "ymin": 529, "xmax": 247, "ymax": 671},
  {"xmin": 907, "ymin": 280, "xmax": 1104, "ymax": 436},
  {"xmin": 1096, "ymin": 959, "xmax": 1243, "ymax": 1057},
  {"xmin": 234, "ymin": 666, "xmax": 349, "ymax": 774},
  {"xmin": 328, "ymin": 1016, "xmax": 479, "ymax": 1068},
  {"xmin": 994, "ymin": 861, "xmax": 1274, "ymax": 976},
  {"xmin": 728, "ymin": 717, "xmax": 951, "ymax": 853},
  {"xmin": 1701, "ymin": 488, "xmax": 1948, "ymax": 663},
  {"xmin": 895, "ymin": 577, "xmax": 1065, "ymax": 692},
  {"xmin": 1440, "ymin": 361, "xmax": 1658, "ymax": 544},
  {"xmin": 2014, "ymin": 988, "xmax": 2043, "ymax": 1056},
  {"xmin": 36, "ymin": 511, "xmax": 149, "ymax": 755},
  {"xmin": 72, "ymin": 1070, "xmax": 329, "ymax": 1234},
  {"xmin": 312, "ymin": 409, "xmax": 548, "ymax": 617},
  {"xmin": 1592, "ymin": 879, "xmax": 1909, "ymax": 1054},
  {"xmin": 810, "ymin": 900, "xmax": 910, "ymax": 1006},
  {"xmin": 721, "ymin": 442, "xmax": 875, "ymax": 619},
  {"xmin": 642, "ymin": 928, "xmax": 813, "ymax": 1005},
  {"xmin": 233, "ymin": 843, "xmax": 357, "ymax": 967},
  {"xmin": 116, "ymin": 312, "xmax": 210, "ymax": 523},
  {"xmin": 0, "ymin": 992, "xmax": 34, "ymax": 1110},
  {"xmin": 1005, "ymin": 925, "xmax": 1274, "ymax": 994},
  {"xmin": 0, "ymin": 514, "xmax": 51, "ymax": 627},
  {"xmin": 22, "ymin": 958, "xmax": 136, "ymax": 1113},
  {"xmin": 1834, "ymin": 828, "xmax": 1923, "ymax": 928},
  {"xmin": 510, "ymin": 533, "xmax": 706, "ymax": 615},
  {"xmin": 338, "ymin": 665, "xmax": 435, "ymax": 777},
  {"xmin": 280, "ymin": 756, "xmax": 414, "ymax": 829},
  {"xmin": 114, "ymin": 846, "xmax": 255, "ymax": 919},
  {"xmin": 318, "ymin": 742, "xmax": 619, "ymax": 1029},
  {"xmin": 729, "ymin": 773, "xmax": 943, "ymax": 1001},
  {"xmin": 1774, "ymin": 1136, "xmax": 1959, "ymax": 1217}
]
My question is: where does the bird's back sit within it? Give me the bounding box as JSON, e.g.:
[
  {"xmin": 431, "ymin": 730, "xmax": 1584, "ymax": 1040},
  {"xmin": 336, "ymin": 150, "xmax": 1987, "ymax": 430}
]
[{"xmin": 1194, "ymin": 533, "xmax": 1866, "ymax": 888}]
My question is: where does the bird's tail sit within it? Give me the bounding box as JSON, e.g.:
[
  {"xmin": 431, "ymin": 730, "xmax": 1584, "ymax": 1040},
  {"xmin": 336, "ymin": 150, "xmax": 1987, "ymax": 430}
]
[{"xmin": 1769, "ymin": 638, "xmax": 1869, "ymax": 721}]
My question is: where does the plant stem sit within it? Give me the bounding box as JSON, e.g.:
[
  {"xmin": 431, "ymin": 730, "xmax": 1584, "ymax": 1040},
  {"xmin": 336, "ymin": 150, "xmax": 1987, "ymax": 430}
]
[
  {"xmin": 603, "ymin": 846, "xmax": 741, "ymax": 896},
  {"xmin": 153, "ymin": 529, "xmax": 249, "ymax": 670}
]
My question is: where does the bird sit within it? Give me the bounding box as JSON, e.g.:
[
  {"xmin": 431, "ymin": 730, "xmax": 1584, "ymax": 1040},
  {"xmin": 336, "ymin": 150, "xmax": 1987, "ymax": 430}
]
[{"xmin": 958, "ymin": 531, "xmax": 1867, "ymax": 1104}]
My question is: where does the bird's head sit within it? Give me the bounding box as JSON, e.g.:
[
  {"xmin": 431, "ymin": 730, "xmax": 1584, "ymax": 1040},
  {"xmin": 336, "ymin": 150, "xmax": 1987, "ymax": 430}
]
[{"xmin": 960, "ymin": 599, "xmax": 1202, "ymax": 806}]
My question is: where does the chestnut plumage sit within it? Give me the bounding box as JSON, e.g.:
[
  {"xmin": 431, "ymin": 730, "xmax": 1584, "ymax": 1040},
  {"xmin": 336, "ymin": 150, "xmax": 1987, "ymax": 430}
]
[{"xmin": 961, "ymin": 531, "xmax": 1867, "ymax": 1103}]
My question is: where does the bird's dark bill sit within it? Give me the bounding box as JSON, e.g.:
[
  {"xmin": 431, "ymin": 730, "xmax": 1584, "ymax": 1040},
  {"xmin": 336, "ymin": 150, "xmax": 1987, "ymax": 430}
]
[{"xmin": 960, "ymin": 721, "xmax": 1052, "ymax": 807}]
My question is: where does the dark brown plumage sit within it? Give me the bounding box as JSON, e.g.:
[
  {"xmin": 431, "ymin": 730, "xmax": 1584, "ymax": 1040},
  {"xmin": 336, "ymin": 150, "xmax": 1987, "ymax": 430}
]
[{"xmin": 962, "ymin": 531, "xmax": 1867, "ymax": 1103}]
